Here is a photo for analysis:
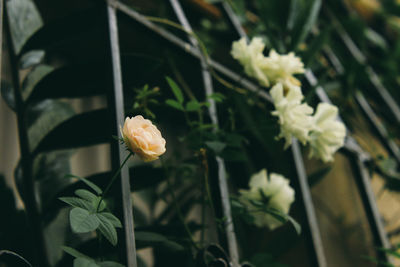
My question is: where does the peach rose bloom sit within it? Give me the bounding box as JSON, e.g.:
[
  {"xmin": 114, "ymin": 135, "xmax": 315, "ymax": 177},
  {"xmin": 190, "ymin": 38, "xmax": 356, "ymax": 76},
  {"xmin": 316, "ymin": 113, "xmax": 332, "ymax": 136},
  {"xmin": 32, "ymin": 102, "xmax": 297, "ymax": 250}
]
[{"xmin": 122, "ymin": 115, "xmax": 166, "ymax": 162}]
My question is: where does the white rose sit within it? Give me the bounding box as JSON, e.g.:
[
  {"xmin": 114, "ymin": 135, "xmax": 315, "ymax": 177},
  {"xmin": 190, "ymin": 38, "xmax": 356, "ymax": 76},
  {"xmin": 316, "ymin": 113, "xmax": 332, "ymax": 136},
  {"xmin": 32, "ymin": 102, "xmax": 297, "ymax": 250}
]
[
  {"xmin": 270, "ymin": 83, "xmax": 314, "ymax": 148},
  {"xmin": 240, "ymin": 169, "xmax": 295, "ymax": 230},
  {"xmin": 308, "ymin": 103, "xmax": 346, "ymax": 162},
  {"xmin": 231, "ymin": 37, "xmax": 270, "ymax": 87},
  {"xmin": 122, "ymin": 115, "xmax": 166, "ymax": 162},
  {"xmin": 263, "ymin": 49, "xmax": 305, "ymax": 89}
]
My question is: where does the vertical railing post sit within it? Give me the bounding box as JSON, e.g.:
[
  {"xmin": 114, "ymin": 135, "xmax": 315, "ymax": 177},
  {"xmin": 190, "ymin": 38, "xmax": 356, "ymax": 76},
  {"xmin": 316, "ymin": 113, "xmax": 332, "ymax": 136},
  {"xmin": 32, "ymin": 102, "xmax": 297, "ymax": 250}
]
[
  {"xmin": 105, "ymin": 1, "xmax": 137, "ymax": 266},
  {"xmin": 168, "ymin": 1, "xmax": 240, "ymax": 265},
  {"xmin": 0, "ymin": 0, "xmax": 3, "ymax": 79}
]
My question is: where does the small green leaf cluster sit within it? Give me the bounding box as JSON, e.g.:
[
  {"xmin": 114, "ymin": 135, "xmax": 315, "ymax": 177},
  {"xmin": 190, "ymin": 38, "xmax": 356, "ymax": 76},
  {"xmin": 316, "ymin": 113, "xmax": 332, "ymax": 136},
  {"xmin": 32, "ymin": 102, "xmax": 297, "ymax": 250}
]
[
  {"xmin": 132, "ymin": 84, "xmax": 160, "ymax": 119},
  {"xmin": 59, "ymin": 175, "xmax": 123, "ymax": 261},
  {"xmin": 165, "ymin": 76, "xmax": 215, "ymax": 112},
  {"xmin": 62, "ymin": 246, "xmax": 124, "ymax": 267}
]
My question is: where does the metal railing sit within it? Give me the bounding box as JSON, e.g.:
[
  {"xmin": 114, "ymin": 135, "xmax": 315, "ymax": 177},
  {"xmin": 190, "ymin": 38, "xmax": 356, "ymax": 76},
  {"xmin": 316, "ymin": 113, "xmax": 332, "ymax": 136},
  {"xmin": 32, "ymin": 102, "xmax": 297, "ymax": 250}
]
[{"xmin": 3, "ymin": 0, "xmax": 396, "ymax": 266}]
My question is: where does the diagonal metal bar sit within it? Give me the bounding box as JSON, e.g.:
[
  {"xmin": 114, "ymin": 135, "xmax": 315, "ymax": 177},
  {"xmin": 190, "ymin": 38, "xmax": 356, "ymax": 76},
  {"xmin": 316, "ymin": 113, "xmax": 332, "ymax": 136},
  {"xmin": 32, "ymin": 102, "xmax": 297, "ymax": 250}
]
[
  {"xmin": 106, "ymin": 2, "xmax": 137, "ymax": 266},
  {"xmin": 304, "ymin": 42, "xmax": 391, "ymax": 264},
  {"xmin": 322, "ymin": 47, "xmax": 400, "ymax": 163},
  {"xmin": 304, "ymin": 70, "xmax": 370, "ymax": 161},
  {"xmin": 355, "ymin": 91, "xmax": 400, "ymax": 162},
  {"xmin": 321, "ymin": 45, "xmax": 392, "ymax": 257},
  {"xmin": 351, "ymin": 154, "xmax": 391, "ymax": 259},
  {"xmin": 217, "ymin": 1, "xmax": 367, "ymax": 160},
  {"xmin": 291, "ymin": 139, "xmax": 328, "ymax": 267},
  {"xmin": 325, "ymin": 7, "xmax": 400, "ymax": 124},
  {"xmin": 168, "ymin": 1, "xmax": 240, "ymax": 265},
  {"xmin": 113, "ymin": 0, "xmax": 272, "ymax": 103}
]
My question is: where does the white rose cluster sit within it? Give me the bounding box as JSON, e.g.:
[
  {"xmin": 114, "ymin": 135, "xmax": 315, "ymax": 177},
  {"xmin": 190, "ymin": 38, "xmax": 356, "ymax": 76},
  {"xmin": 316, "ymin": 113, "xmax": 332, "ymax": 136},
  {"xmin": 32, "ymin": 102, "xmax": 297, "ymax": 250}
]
[
  {"xmin": 231, "ymin": 37, "xmax": 346, "ymax": 162},
  {"xmin": 231, "ymin": 37, "xmax": 305, "ymax": 89},
  {"xmin": 239, "ymin": 169, "xmax": 295, "ymax": 230}
]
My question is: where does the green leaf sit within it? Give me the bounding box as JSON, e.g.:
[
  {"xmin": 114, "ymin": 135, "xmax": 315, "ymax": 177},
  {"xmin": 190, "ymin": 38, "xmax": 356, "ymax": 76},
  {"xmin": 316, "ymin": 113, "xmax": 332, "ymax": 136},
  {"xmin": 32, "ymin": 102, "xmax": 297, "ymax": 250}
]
[
  {"xmin": 165, "ymin": 76, "xmax": 184, "ymax": 103},
  {"xmin": 75, "ymin": 189, "xmax": 98, "ymax": 202},
  {"xmin": 303, "ymin": 28, "xmax": 331, "ymax": 66},
  {"xmin": 99, "ymin": 212, "xmax": 122, "ymax": 228},
  {"xmin": 59, "ymin": 197, "xmax": 93, "ymax": 211},
  {"xmin": 308, "ymin": 167, "xmax": 331, "ymax": 187},
  {"xmin": 20, "ymin": 50, "xmax": 45, "ymax": 69},
  {"xmin": 185, "ymin": 100, "xmax": 201, "ymax": 112},
  {"xmin": 290, "ymin": 0, "xmax": 322, "ymax": 50},
  {"xmin": 65, "ymin": 174, "xmax": 102, "ymax": 195},
  {"xmin": 27, "ymin": 99, "xmax": 75, "ymax": 153},
  {"xmin": 31, "ymin": 109, "xmax": 110, "ymax": 153},
  {"xmin": 135, "ymin": 231, "xmax": 184, "ymax": 251},
  {"xmin": 62, "ymin": 246, "xmax": 92, "ymax": 260},
  {"xmin": 165, "ymin": 99, "xmax": 184, "ymax": 111},
  {"xmin": 6, "ymin": 0, "xmax": 43, "ymax": 54},
  {"xmin": 34, "ymin": 150, "xmax": 74, "ymax": 210},
  {"xmin": 266, "ymin": 208, "xmax": 301, "ymax": 235},
  {"xmin": 98, "ymin": 262, "xmax": 125, "ymax": 267},
  {"xmin": 96, "ymin": 213, "xmax": 118, "ymax": 246},
  {"xmin": 207, "ymin": 93, "xmax": 225, "ymax": 103},
  {"xmin": 205, "ymin": 141, "xmax": 227, "ymax": 154},
  {"xmin": 287, "ymin": 216, "xmax": 302, "ymax": 235},
  {"xmin": 1, "ymin": 81, "xmax": 16, "ymax": 111},
  {"xmin": 70, "ymin": 207, "xmax": 100, "ymax": 233},
  {"xmin": 135, "ymin": 231, "xmax": 167, "ymax": 242},
  {"xmin": 365, "ymin": 28, "xmax": 388, "ymax": 50},
  {"xmin": 21, "ymin": 64, "xmax": 55, "ymax": 101},
  {"xmin": 287, "ymin": 0, "xmax": 301, "ymax": 31},
  {"xmin": 74, "ymin": 189, "xmax": 105, "ymax": 212},
  {"xmin": 74, "ymin": 258, "xmax": 99, "ymax": 267}
]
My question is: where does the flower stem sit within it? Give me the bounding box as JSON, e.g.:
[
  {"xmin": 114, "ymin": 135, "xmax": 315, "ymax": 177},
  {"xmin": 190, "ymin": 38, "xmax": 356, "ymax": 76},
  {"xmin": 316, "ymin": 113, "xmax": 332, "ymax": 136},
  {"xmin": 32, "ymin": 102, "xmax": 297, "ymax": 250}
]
[
  {"xmin": 200, "ymin": 149, "xmax": 217, "ymax": 219},
  {"xmin": 96, "ymin": 151, "xmax": 133, "ymax": 212},
  {"xmin": 161, "ymin": 159, "xmax": 199, "ymax": 250}
]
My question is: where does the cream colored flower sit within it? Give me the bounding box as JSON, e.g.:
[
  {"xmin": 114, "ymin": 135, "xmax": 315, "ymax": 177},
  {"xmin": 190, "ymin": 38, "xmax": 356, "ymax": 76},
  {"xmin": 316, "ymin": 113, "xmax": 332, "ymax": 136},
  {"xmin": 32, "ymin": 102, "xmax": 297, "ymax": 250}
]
[
  {"xmin": 308, "ymin": 103, "xmax": 346, "ymax": 162},
  {"xmin": 231, "ymin": 37, "xmax": 270, "ymax": 87},
  {"xmin": 270, "ymin": 83, "xmax": 314, "ymax": 148},
  {"xmin": 263, "ymin": 49, "xmax": 305, "ymax": 89},
  {"xmin": 240, "ymin": 169, "xmax": 295, "ymax": 230},
  {"xmin": 122, "ymin": 115, "xmax": 166, "ymax": 162}
]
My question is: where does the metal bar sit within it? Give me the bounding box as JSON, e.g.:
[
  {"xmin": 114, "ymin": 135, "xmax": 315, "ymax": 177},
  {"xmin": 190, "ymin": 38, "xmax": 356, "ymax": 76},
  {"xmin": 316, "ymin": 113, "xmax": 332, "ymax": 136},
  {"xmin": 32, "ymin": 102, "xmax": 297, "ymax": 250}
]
[
  {"xmin": 304, "ymin": 69, "xmax": 370, "ymax": 160},
  {"xmin": 355, "ymin": 91, "xmax": 400, "ymax": 162},
  {"xmin": 114, "ymin": 0, "xmax": 390, "ymax": 264},
  {"xmin": 351, "ymin": 155, "xmax": 391, "ymax": 258},
  {"xmin": 325, "ymin": 8, "xmax": 400, "ymax": 123},
  {"xmin": 322, "ymin": 45, "xmax": 393, "ymax": 258},
  {"xmin": 291, "ymin": 139, "xmax": 328, "ymax": 267},
  {"xmin": 113, "ymin": 1, "xmax": 272, "ymax": 103},
  {"xmin": 106, "ymin": 2, "xmax": 137, "ymax": 266},
  {"xmin": 313, "ymin": 35, "xmax": 392, "ymax": 260},
  {"xmin": 322, "ymin": 47, "xmax": 400, "ymax": 163},
  {"xmin": 3, "ymin": 2, "xmax": 49, "ymax": 266},
  {"xmin": 220, "ymin": 1, "xmax": 247, "ymax": 39},
  {"xmin": 168, "ymin": 1, "xmax": 240, "ymax": 265},
  {"xmin": 0, "ymin": 0, "xmax": 3, "ymax": 81}
]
